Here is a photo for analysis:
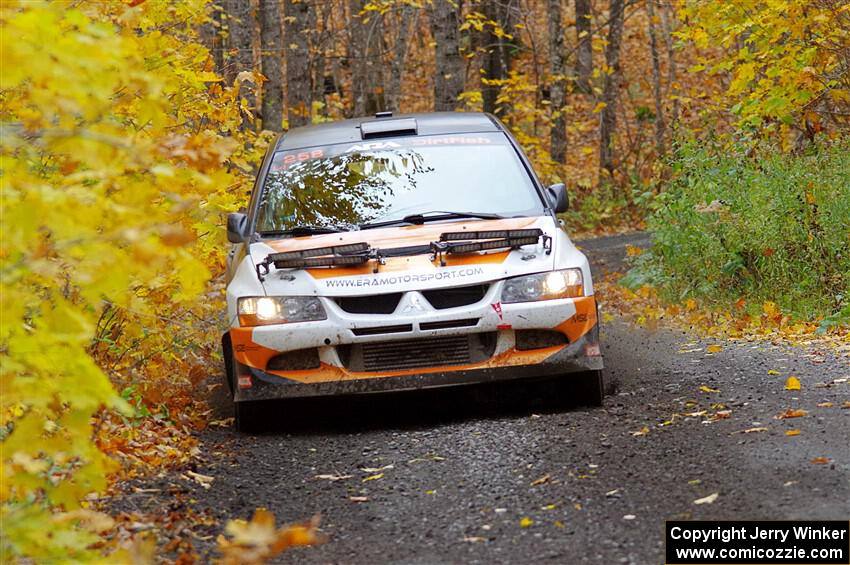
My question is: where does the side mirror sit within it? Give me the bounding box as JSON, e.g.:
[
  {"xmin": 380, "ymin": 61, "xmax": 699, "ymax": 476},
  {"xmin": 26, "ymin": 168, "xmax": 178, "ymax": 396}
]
[
  {"xmin": 547, "ymin": 183, "xmax": 569, "ymax": 213},
  {"xmin": 227, "ymin": 212, "xmax": 248, "ymax": 243}
]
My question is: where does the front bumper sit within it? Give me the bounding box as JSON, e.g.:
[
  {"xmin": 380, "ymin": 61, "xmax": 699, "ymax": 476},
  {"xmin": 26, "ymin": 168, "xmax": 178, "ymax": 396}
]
[{"xmin": 231, "ymin": 292, "xmax": 603, "ymax": 401}]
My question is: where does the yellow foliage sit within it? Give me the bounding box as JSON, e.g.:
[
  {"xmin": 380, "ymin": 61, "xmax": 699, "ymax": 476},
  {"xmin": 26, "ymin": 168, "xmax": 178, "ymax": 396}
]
[{"xmin": 0, "ymin": 0, "xmax": 260, "ymax": 560}]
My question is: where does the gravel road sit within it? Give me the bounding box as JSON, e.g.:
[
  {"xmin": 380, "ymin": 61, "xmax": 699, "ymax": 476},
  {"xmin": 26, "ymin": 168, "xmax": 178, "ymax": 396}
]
[{"xmin": 116, "ymin": 233, "xmax": 849, "ymax": 564}]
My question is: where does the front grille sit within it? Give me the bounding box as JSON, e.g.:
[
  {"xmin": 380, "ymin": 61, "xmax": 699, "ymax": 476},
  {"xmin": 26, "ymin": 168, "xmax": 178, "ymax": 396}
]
[
  {"xmin": 266, "ymin": 348, "xmax": 321, "ymax": 371},
  {"xmin": 422, "ymin": 284, "xmax": 488, "ymax": 309},
  {"xmin": 351, "ymin": 324, "xmax": 413, "ymax": 336},
  {"xmin": 339, "ymin": 333, "xmax": 496, "ymax": 373},
  {"xmin": 419, "ymin": 318, "xmax": 479, "ymax": 331},
  {"xmin": 335, "ymin": 293, "xmax": 402, "ymax": 314}
]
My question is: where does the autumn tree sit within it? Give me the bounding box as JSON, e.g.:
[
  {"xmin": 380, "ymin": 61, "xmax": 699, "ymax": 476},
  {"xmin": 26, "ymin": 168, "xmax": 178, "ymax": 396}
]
[
  {"xmin": 431, "ymin": 0, "xmax": 465, "ymax": 111},
  {"xmin": 548, "ymin": 0, "xmax": 568, "ymax": 163},
  {"xmin": 260, "ymin": 0, "xmax": 284, "ymax": 131},
  {"xmin": 285, "ymin": 0, "xmax": 315, "ymax": 127},
  {"xmin": 599, "ymin": 0, "xmax": 625, "ymax": 176},
  {"xmin": 226, "ymin": 0, "xmax": 257, "ymax": 128},
  {"xmin": 574, "ymin": 0, "xmax": 593, "ymax": 93}
]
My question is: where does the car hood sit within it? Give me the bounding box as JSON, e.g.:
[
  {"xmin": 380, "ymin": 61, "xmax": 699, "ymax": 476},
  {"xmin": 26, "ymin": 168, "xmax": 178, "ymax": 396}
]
[{"xmin": 250, "ymin": 216, "xmax": 560, "ymax": 297}]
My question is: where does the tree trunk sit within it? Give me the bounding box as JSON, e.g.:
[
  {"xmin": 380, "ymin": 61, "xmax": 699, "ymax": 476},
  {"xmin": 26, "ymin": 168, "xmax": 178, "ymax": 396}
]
[
  {"xmin": 285, "ymin": 0, "xmax": 314, "ymax": 128},
  {"xmin": 200, "ymin": 3, "xmax": 225, "ymax": 77},
  {"xmin": 647, "ymin": 0, "xmax": 665, "ymax": 155},
  {"xmin": 387, "ymin": 5, "xmax": 415, "ymax": 112},
  {"xmin": 481, "ymin": 0, "xmax": 518, "ymax": 115},
  {"xmin": 548, "ymin": 0, "xmax": 567, "ymax": 164},
  {"xmin": 599, "ymin": 0, "xmax": 625, "ymax": 177},
  {"xmin": 349, "ymin": 0, "xmax": 386, "ymax": 117},
  {"xmin": 225, "ymin": 0, "xmax": 257, "ymax": 129},
  {"xmin": 574, "ymin": 0, "xmax": 593, "ymax": 93},
  {"xmin": 659, "ymin": 1, "xmax": 680, "ymax": 126},
  {"xmin": 260, "ymin": 0, "xmax": 283, "ymax": 131},
  {"xmin": 431, "ymin": 0, "xmax": 465, "ymax": 112}
]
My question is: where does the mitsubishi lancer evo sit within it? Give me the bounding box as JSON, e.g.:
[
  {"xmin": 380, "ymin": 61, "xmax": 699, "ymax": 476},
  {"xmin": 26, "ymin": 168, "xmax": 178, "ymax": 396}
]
[{"xmin": 222, "ymin": 112, "xmax": 605, "ymax": 432}]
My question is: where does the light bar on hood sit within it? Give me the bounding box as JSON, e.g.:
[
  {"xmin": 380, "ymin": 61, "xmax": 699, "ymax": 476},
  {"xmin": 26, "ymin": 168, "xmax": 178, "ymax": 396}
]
[
  {"xmin": 273, "ymin": 254, "xmax": 369, "ymax": 269},
  {"xmin": 269, "ymin": 242, "xmax": 370, "ymax": 261},
  {"xmin": 446, "ymin": 236, "xmax": 540, "ymax": 254},
  {"xmin": 440, "ymin": 228, "xmax": 543, "ymax": 241}
]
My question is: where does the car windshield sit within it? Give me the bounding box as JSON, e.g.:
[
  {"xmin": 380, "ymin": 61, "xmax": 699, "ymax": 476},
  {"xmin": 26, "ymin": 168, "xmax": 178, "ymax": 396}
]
[{"xmin": 255, "ymin": 132, "xmax": 545, "ymax": 233}]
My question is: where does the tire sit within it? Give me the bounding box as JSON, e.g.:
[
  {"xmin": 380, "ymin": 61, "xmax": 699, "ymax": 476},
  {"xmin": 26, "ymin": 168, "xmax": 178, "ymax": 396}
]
[
  {"xmin": 574, "ymin": 369, "xmax": 604, "ymax": 407},
  {"xmin": 222, "ymin": 332, "xmax": 235, "ymax": 396},
  {"xmin": 235, "ymin": 400, "xmax": 264, "ymax": 433}
]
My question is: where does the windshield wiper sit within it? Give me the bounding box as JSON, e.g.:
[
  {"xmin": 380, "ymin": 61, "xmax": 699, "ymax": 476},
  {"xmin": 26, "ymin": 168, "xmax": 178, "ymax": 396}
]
[
  {"xmin": 259, "ymin": 225, "xmax": 345, "ymax": 237},
  {"xmin": 359, "ymin": 211, "xmax": 505, "ymax": 230}
]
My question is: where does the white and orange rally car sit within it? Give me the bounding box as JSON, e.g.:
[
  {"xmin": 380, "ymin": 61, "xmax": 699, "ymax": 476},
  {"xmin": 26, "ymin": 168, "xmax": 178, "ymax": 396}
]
[{"xmin": 223, "ymin": 112, "xmax": 604, "ymax": 431}]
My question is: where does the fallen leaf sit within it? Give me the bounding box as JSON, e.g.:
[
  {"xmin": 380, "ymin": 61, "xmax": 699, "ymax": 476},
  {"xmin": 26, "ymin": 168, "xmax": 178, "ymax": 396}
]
[
  {"xmin": 623, "ymin": 514, "xmax": 636, "ymax": 520},
  {"xmin": 707, "ymin": 344, "xmax": 722, "ymax": 353},
  {"xmin": 463, "ymin": 536, "xmax": 487, "ymax": 543},
  {"xmin": 349, "ymin": 496, "xmax": 368, "ymax": 502},
  {"xmin": 700, "ymin": 386, "xmax": 720, "ymax": 393},
  {"xmin": 767, "ymin": 370, "xmax": 782, "ymax": 375},
  {"xmin": 184, "ymin": 470, "xmax": 214, "ymax": 489},
  {"xmin": 530, "ymin": 474, "xmax": 551, "ymax": 486},
  {"xmin": 711, "ymin": 410, "xmax": 732, "ymax": 420},
  {"xmin": 541, "ymin": 504, "xmax": 557, "ymax": 510},
  {"xmin": 314, "ymin": 474, "xmax": 352, "ymax": 481},
  {"xmin": 631, "ymin": 426, "xmax": 650, "ymax": 436},
  {"xmin": 209, "ymin": 417, "xmax": 235, "ymax": 427},
  {"xmin": 605, "ymin": 489, "xmax": 621, "ymax": 497},
  {"xmin": 776, "ymin": 409, "xmax": 808, "ymax": 419},
  {"xmin": 362, "ymin": 473, "xmax": 383, "ymax": 482},
  {"xmin": 740, "ymin": 427, "xmax": 768, "ymax": 434},
  {"xmin": 784, "ymin": 430, "xmax": 800, "ymax": 436},
  {"xmin": 784, "ymin": 376, "xmax": 801, "ymax": 390},
  {"xmin": 810, "ymin": 457, "xmax": 830, "ymax": 465},
  {"xmin": 694, "ymin": 493, "xmax": 719, "ymax": 505},
  {"xmin": 519, "ymin": 517, "xmax": 534, "ymax": 527},
  {"xmin": 817, "ymin": 402, "xmax": 833, "ymax": 408},
  {"xmin": 360, "ymin": 465, "xmax": 393, "ymax": 473}
]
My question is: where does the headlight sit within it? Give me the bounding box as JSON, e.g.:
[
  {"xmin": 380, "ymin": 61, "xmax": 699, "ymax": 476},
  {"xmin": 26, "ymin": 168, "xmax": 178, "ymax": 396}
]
[
  {"xmin": 237, "ymin": 296, "xmax": 327, "ymax": 326},
  {"xmin": 501, "ymin": 269, "xmax": 584, "ymax": 303}
]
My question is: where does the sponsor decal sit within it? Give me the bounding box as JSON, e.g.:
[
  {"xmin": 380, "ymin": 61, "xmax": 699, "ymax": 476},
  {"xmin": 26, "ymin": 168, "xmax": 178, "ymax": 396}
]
[
  {"xmin": 491, "ymin": 302, "xmax": 503, "ymax": 321},
  {"xmin": 324, "ymin": 267, "xmax": 485, "ymax": 288}
]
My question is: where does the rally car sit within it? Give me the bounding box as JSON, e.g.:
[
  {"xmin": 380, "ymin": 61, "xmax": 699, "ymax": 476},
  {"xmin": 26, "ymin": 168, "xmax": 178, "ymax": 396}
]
[{"xmin": 223, "ymin": 112, "xmax": 605, "ymax": 432}]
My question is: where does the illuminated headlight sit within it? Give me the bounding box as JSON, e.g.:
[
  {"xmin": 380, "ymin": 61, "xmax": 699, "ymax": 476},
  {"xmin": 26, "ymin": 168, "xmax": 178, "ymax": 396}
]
[
  {"xmin": 501, "ymin": 269, "xmax": 584, "ymax": 303},
  {"xmin": 237, "ymin": 296, "xmax": 327, "ymax": 326}
]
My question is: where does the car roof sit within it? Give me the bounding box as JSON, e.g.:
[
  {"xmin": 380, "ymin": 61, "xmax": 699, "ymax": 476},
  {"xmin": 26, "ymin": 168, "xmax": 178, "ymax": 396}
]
[{"xmin": 275, "ymin": 112, "xmax": 504, "ymax": 152}]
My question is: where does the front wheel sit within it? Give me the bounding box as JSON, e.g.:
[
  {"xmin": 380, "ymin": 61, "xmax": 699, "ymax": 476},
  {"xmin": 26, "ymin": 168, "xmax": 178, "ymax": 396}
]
[
  {"xmin": 235, "ymin": 400, "xmax": 264, "ymax": 433},
  {"xmin": 573, "ymin": 370, "xmax": 604, "ymax": 407}
]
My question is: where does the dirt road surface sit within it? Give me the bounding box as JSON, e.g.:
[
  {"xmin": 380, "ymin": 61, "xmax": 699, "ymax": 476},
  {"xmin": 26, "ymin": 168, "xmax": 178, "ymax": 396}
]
[{"xmin": 114, "ymin": 233, "xmax": 849, "ymax": 564}]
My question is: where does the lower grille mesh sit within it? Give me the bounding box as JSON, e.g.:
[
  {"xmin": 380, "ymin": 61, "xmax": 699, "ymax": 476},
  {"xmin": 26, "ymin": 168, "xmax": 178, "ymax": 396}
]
[{"xmin": 340, "ymin": 333, "xmax": 496, "ymax": 373}]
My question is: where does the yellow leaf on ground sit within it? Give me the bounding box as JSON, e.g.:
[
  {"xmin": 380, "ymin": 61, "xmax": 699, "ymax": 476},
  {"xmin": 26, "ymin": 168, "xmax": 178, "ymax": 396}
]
[
  {"xmin": 768, "ymin": 370, "xmax": 782, "ymax": 375},
  {"xmin": 631, "ymin": 426, "xmax": 650, "ymax": 436},
  {"xmin": 592, "ymin": 101, "xmax": 607, "ymax": 113},
  {"xmin": 776, "ymin": 409, "xmax": 808, "ymax": 419},
  {"xmin": 700, "ymin": 386, "xmax": 720, "ymax": 393},
  {"xmin": 811, "ymin": 457, "xmax": 830, "ymax": 465},
  {"xmin": 785, "ymin": 430, "xmax": 800, "ymax": 436},
  {"xmin": 784, "ymin": 376, "xmax": 801, "ymax": 390},
  {"xmin": 519, "ymin": 517, "xmax": 534, "ymax": 527},
  {"xmin": 530, "ymin": 474, "xmax": 551, "ymax": 486},
  {"xmin": 707, "ymin": 344, "xmax": 722, "ymax": 353},
  {"xmin": 362, "ymin": 473, "xmax": 383, "ymax": 482},
  {"xmin": 694, "ymin": 493, "xmax": 719, "ymax": 505},
  {"xmin": 741, "ymin": 427, "xmax": 768, "ymax": 434}
]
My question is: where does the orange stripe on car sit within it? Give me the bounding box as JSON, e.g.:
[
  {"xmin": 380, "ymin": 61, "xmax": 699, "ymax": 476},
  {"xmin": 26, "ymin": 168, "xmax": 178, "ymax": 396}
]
[{"xmin": 555, "ymin": 296, "xmax": 597, "ymax": 342}]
